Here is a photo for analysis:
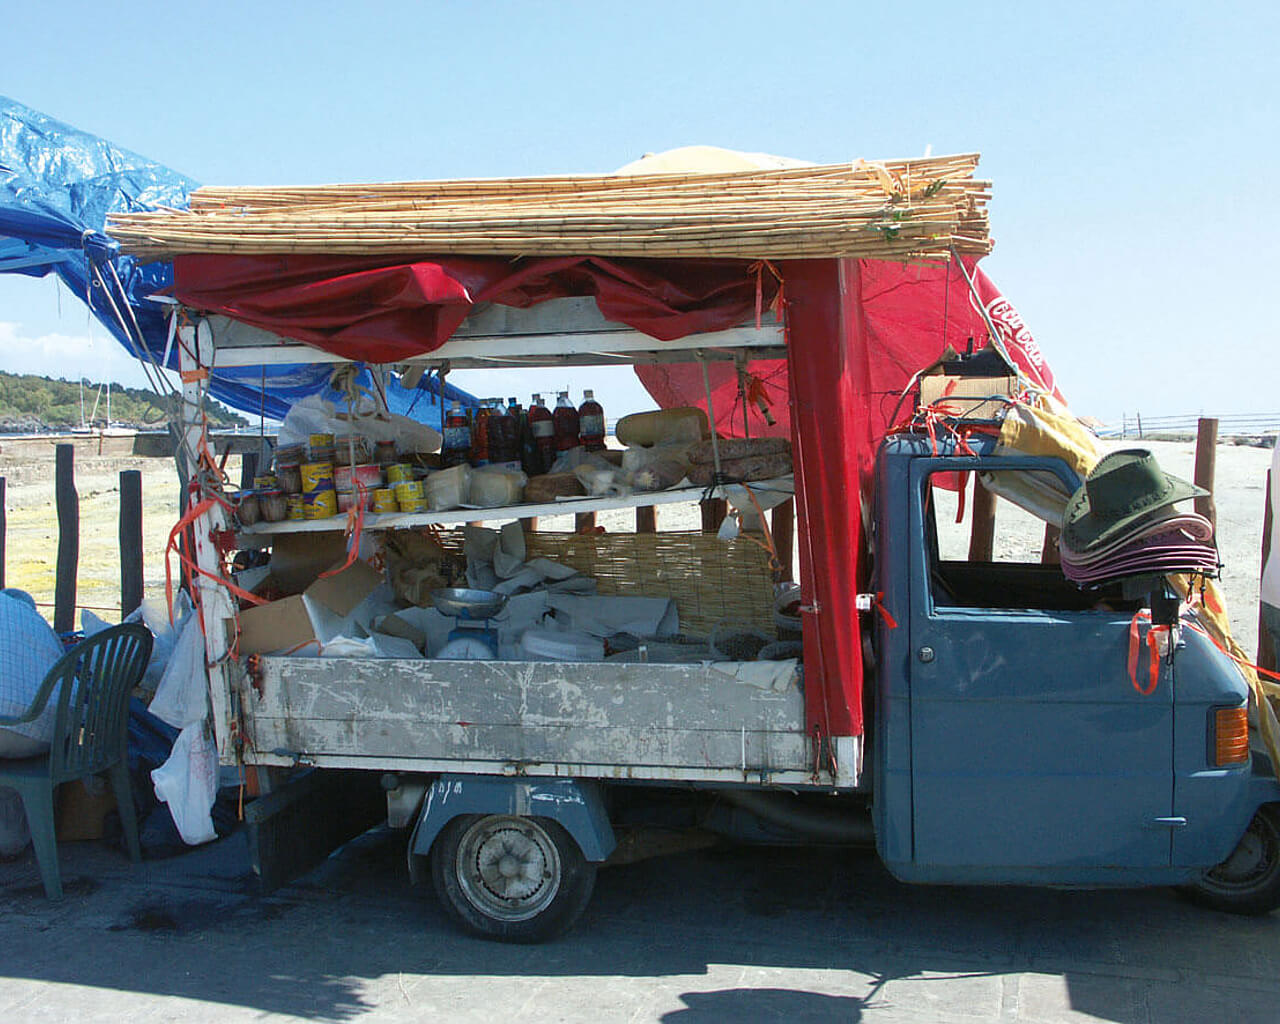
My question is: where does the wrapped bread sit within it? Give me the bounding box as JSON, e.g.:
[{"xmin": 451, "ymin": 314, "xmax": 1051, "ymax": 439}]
[
  {"xmin": 524, "ymin": 473, "xmax": 586, "ymax": 503},
  {"xmin": 687, "ymin": 452, "xmax": 793, "ymax": 486},
  {"xmin": 687, "ymin": 437, "xmax": 790, "ymax": 465}
]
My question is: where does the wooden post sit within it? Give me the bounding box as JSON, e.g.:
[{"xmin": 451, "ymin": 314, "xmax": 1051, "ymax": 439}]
[
  {"xmin": 1260, "ymin": 466, "xmax": 1276, "ymax": 673},
  {"xmin": 54, "ymin": 444, "xmax": 79, "ymax": 634},
  {"xmin": 119, "ymin": 470, "xmax": 144, "ymax": 619},
  {"xmin": 0, "ymin": 476, "xmax": 6, "ymax": 590},
  {"xmin": 575, "ymin": 512, "xmax": 597, "ymax": 533},
  {"xmin": 771, "ymin": 499, "xmax": 795, "ymax": 581},
  {"xmin": 240, "ymin": 451, "xmax": 259, "ymax": 490},
  {"xmin": 520, "ymin": 517, "xmax": 539, "ymax": 532},
  {"xmin": 968, "ymin": 475, "xmax": 996, "ymax": 562},
  {"xmin": 1041, "ymin": 524, "xmax": 1061, "ymax": 565},
  {"xmin": 1194, "ymin": 417, "xmax": 1218, "ymax": 531},
  {"xmin": 700, "ymin": 498, "xmax": 727, "ymax": 534},
  {"xmin": 636, "ymin": 506, "xmax": 657, "ymax": 533}
]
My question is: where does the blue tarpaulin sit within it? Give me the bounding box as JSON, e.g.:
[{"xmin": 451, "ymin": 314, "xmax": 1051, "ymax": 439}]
[{"xmin": 0, "ymin": 96, "xmax": 474, "ymax": 424}]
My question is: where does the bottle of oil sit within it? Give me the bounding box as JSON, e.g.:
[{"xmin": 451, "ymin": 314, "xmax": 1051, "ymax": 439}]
[
  {"xmin": 578, "ymin": 389, "xmax": 606, "ymax": 451},
  {"xmin": 442, "ymin": 401, "xmax": 471, "ymax": 468},
  {"xmin": 488, "ymin": 399, "xmax": 519, "ymax": 469},
  {"xmin": 528, "ymin": 394, "xmax": 555, "ymax": 474},
  {"xmin": 553, "ymin": 391, "xmax": 580, "ymax": 452},
  {"xmin": 470, "ymin": 400, "xmax": 492, "ymax": 466}
]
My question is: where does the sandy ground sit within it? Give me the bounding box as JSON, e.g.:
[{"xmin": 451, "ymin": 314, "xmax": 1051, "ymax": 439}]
[{"xmin": 0, "ymin": 437, "xmax": 1271, "ymax": 655}]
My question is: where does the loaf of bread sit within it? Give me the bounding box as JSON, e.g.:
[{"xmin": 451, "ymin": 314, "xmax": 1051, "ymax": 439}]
[
  {"xmin": 687, "ymin": 437, "xmax": 791, "ymax": 465},
  {"xmin": 524, "ymin": 473, "xmax": 587, "ymax": 503},
  {"xmin": 686, "ymin": 452, "xmax": 793, "ymax": 486}
]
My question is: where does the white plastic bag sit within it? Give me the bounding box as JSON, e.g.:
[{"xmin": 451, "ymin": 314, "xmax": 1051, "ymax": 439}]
[
  {"xmin": 148, "ymin": 616, "xmax": 208, "ymax": 730},
  {"xmin": 136, "ymin": 593, "xmax": 193, "ymax": 691},
  {"xmin": 151, "ymin": 722, "xmax": 218, "ymax": 845}
]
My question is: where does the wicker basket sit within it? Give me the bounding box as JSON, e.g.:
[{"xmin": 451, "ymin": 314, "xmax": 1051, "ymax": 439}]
[{"xmin": 436, "ymin": 529, "xmax": 775, "ymax": 636}]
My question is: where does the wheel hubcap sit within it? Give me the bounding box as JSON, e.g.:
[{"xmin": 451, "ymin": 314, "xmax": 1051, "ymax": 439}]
[
  {"xmin": 456, "ymin": 817, "xmax": 562, "ymax": 922},
  {"xmin": 1204, "ymin": 812, "xmax": 1280, "ymax": 893}
]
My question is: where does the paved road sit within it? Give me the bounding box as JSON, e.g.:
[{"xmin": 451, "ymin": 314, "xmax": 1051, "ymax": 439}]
[{"xmin": 3, "ymin": 826, "xmax": 1279, "ymax": 1022}]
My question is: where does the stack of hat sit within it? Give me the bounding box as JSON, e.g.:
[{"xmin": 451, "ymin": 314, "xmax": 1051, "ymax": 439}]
[{"xmin": 1060, "ymin": 449, "xmax": 1219, "ymax": 586}]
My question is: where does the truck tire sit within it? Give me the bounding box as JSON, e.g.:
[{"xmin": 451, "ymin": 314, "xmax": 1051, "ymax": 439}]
[
  {"xmin": 1184, "ymin": 805, "xmax": 1280, "ymax": 915},
  {"xmin": 430, "ymin": 813, "xmax": 596, "ymax": 942}
]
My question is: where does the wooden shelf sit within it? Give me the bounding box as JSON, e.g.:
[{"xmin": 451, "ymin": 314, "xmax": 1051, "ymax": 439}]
[{"xmin": 238, "ymin": 476, "xmax": 795, "ymax": 536}]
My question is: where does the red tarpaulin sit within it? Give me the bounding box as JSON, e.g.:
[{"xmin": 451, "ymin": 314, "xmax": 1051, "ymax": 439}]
[
  {"xmin": 172, "ymin": 251, "xmax": 1056, "ymax": 741},
  {"xmin": 174, "ymin": 254, "xmax": 779, "ymax": 363}
]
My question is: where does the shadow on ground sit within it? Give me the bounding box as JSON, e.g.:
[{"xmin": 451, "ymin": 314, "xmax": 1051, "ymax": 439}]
[{"xmin": 3, "ymin": 825, "xmax": 1279, "ymax": 1022}]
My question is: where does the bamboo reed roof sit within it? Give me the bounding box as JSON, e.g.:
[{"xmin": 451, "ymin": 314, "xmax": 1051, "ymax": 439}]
[{"xmin": 106, "ymin": 152, "xmax": 992, "ymax": 263}]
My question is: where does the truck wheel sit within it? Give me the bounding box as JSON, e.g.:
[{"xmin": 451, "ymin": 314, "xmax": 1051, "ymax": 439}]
[
  {"xmin": 430, "ymin": 814, "xmax": 596, "ymax": 942},
  {"xmin": 1185, "ymin": 805, "xmax": 1280, "ymax": 915}
]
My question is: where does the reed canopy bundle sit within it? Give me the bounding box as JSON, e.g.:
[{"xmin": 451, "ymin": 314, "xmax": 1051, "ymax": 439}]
[{"xmin": 107, "ymin": 153, "xmax": 992, "ymax": 263}]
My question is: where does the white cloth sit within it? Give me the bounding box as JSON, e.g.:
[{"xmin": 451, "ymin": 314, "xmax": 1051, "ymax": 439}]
[
  {"xmin": 1263, "ymin": 443, "xmax": 1280, "ymax": 608},
  {"xmin": 0, "ymin": 593, "xmax": 67, "ymax": 746}
]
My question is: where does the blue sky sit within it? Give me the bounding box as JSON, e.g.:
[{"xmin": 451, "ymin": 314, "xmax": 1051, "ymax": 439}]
[{"xmin": 1, "ymin": 0, "xmax": 1275, "ymax": 423}]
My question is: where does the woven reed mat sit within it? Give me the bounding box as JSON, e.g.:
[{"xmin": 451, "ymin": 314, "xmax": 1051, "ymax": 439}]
[{"xmin": 436, "ymin": 529, "xmax": 775, "ymax": 636}]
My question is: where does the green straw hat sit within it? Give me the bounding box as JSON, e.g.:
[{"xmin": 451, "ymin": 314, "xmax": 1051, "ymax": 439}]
[{"xmin": 1061, "ymin": 448, "xmax": 1207, "ymax": 555}]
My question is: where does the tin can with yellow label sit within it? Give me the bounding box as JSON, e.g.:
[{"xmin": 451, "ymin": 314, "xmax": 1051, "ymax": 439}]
[
  {"xmin": 300, "ymin": 461, "xmax": 334, "ymax": 492},
  {"xmin": 302, "ymin": 486, "xmax": 338, "ymax": 519}
]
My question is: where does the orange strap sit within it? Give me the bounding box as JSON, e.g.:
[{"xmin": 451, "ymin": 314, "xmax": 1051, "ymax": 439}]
[
  {"xmin": 1126, "ymin": 610, "xmax": 1168, "ymax": 696},
  {"xmin": 874, "ymin": 592, "xmax": 898, "ymax": 629},
  {"xmin": 748, "ymin": 260, "xmax": 785, "ymax": 330},
  {"xmin": 319, "ymin": 482, "xmax": 368, "ymax": 579},
  {"xmin": 165, "ymin": 492, "xmax": 268, "ymax": 627}
]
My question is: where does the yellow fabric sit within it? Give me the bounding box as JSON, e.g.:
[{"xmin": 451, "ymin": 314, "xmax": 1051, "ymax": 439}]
[{"xmin": 996, "ymin": 399, "xmax": 1103, "ymax": 479}]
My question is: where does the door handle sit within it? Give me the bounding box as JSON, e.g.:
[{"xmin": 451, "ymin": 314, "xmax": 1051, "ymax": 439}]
[
  {"xmin": 917, "ymin": 646, "xmax": 935, "ymax": 663},
  {"xmin": 1152, "ymin": 816, "xmax": 1188, "ymax": 828}
]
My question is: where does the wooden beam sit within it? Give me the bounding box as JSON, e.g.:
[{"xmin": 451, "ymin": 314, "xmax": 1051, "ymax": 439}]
[
  {"xmin": 119, "ymin": 470, "xmax": 144, "ymax": 619},
  {"xmin": 968, "ymin": 475, "xmax": 996, "ymax": 562},
  {"xmin": 700, "ymin": 498, "xmax": 727, "ymax": 534},
  {"xmin": 1260, "ymin": 466, "xmax": 1276, "ymax": 673},
  {"xmin": 771, "ymin": 499, "xmax": 794, "ymax": 581},
  {"xmin": 1041, "ymin": 524, "xmax": 1062, "ymax": 565},
  {"xmin": 240, "ymin": 451, "xmax": 260, "ymax": 491},
  {"xmin": 1194, "ymin": 417, "xmax": 1218, "ymax": 531},
  {"xmin": 635, "ymin": 506, "xmax": 657, "ymax": 533},
  {"xmin": 133, "ymin": 431, "xmax": 273, "ymax": 459},
  {"xmin": 54, "ymin": 444, "xmax": 79, "ymax": 634}
]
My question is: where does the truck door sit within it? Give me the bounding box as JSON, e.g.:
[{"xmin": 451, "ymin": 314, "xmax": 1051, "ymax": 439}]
[{"xmin": 907, "ymin": 459, "xmax": 1174, "ymax": 874}]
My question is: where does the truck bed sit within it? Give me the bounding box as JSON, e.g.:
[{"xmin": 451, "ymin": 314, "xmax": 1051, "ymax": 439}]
[{"xmin": 240, "ymin": 656, "xmax": 817, "ymax": 786}]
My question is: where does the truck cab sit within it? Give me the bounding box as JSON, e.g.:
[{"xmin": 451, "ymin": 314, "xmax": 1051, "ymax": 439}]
[{"xmin": 871, "ymin": 432, "xmax": 1279, "ymax": 904}]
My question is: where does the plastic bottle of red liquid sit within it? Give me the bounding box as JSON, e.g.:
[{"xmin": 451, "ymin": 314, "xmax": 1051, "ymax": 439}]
[
  {"xmin": 470, "ymin": 400, "xmax": 492, "ymax": 466},
  {"xmin": 442, "ymin": 401, "xmax": 471, "ymax": 468},
  {"xmin": 553, "ymin": 391, "xmax": 580, "ymax": 452},
  {"xmin": 578, "ymin": 389, "xmax": 606, "ymax": 451},
  {"xmin": 528, "ymin": 394, "xmax": 555, "ymax": 473},
  {"xmin": 488, "ymin": 399, "xmax": 520, "ymax": 469}
]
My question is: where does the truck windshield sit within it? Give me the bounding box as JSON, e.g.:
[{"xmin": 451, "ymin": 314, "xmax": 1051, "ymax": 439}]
[{"xmin": 925, "ymin": 468, "xmax": 1142, "ymax": 613}]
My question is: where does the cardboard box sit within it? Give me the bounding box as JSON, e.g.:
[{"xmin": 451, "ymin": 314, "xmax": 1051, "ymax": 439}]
[
  {"xmin": 918, "ymin": 374, "xmax": 1017, "ymax": 421},
  {"xmin": 238, "ymin": 559, "xmax": 384, "ymax": 656},
  {"xmin": 56, "ymin": 777, "xmax": 117, "ymax": 842}
]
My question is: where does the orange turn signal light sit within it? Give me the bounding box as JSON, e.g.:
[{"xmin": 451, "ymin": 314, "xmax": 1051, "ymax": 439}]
[{"xmin": 1214, "ymin": 706, "xmax": 1250, "ymax": 766}]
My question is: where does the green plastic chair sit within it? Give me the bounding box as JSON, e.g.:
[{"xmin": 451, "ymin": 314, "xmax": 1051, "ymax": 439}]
[{"xmin": 0, "ymin": 623, "xmax": 153, "ymax": 899}]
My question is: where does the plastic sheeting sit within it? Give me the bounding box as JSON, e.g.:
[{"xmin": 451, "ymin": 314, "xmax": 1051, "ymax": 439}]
[{"xmin": 0, "ymin": 96, "xmax": 475, "ymax": 421}]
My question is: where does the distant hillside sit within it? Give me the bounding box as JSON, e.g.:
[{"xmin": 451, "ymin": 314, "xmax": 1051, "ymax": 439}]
[{"xmin": 0, "ymin": 371, "xmax": 249, "ymax": 432}]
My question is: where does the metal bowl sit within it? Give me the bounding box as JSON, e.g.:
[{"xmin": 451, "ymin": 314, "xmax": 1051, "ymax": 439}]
[{"xmin": 431, "ymin": 587, "xmax": 506, "ymax": 620}]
